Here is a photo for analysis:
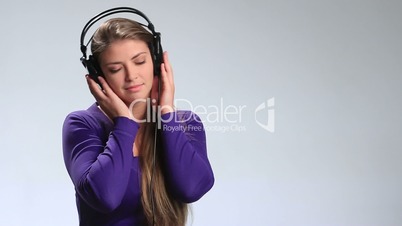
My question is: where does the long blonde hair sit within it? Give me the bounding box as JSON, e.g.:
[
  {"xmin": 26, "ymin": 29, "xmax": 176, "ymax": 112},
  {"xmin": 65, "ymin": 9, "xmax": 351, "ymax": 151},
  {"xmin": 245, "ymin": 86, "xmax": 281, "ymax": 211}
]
[{"xmin": 91, "ymin": 18, "xmax": 187, "ymax": 226}]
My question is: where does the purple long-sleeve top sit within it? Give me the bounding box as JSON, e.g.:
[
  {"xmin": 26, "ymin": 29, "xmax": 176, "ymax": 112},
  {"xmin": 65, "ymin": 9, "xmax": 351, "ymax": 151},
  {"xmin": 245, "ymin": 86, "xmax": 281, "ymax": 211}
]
[{"xmin": 62, "ymin": 103, "xmax": 214, "ymax": 226}]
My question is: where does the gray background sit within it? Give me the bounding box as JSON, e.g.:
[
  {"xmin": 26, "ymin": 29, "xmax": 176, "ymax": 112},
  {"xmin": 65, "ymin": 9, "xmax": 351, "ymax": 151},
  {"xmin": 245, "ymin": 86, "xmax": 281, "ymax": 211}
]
[{"xmin": 1, "ymin": 0, "xmax": 401, "ymax": 225}]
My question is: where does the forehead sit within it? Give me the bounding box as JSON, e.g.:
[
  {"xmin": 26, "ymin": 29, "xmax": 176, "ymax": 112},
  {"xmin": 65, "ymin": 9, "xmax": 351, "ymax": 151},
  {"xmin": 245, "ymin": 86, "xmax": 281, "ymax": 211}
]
[{"xmin": 100, "ymin": 39, "xmax": 150, "ymax": 62}]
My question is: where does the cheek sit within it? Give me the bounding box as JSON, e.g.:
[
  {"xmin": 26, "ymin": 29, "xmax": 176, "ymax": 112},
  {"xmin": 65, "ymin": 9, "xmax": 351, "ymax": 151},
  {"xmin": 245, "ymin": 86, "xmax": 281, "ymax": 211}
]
[
  {"xmin": 146, "ymin": 55, "xmax": 155, "ymax": 75},
  {"xmin": 143, "ymin": 61, "xmax": 155, "ymax": 80},
  {"xmin": 104, "ymin": 75, "xmax": 123, "ymax": 93},
  {"xmin": 146, "ymin": 75, "xmax": 154, "ymax": 91}
]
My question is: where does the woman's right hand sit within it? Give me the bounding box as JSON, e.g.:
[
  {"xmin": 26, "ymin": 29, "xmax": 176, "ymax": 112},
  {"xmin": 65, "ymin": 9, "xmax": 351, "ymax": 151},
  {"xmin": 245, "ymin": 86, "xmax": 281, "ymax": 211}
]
[{"xmin": 86, "ymin": 75, "xmax": 131, "ymax": 119}]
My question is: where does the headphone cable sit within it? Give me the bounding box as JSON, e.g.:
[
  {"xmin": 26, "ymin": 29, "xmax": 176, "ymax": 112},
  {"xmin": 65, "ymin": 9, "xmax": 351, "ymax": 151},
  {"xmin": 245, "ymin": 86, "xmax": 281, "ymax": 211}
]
[
  {"xmin": 150, "ymin": 123, "xmax": 157, "ymax": 226},
  {"xmin": 150, "ymin": 76, "xmax": 161, "ymax": 226}
]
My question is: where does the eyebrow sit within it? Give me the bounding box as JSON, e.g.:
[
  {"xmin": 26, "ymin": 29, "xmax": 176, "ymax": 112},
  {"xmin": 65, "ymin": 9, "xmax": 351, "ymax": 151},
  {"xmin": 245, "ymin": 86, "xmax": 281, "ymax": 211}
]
[{"xmin": 105, "ymin": 52, "xmax": 147, "ymax": 66}]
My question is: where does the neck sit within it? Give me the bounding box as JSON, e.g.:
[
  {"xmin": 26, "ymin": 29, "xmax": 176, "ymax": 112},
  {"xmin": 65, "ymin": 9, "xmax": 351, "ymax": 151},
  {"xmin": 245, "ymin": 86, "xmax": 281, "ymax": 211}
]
[{"xmin": 128, "ymin": 100, "xmax": 148, "ymax": 124}]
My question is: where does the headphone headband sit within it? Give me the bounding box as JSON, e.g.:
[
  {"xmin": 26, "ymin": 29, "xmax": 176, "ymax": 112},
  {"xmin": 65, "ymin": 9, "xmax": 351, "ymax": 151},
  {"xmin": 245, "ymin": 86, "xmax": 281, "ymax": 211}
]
[{"xmin": 80, "ymin": 7, "xmax": 158, "ymax": 58}]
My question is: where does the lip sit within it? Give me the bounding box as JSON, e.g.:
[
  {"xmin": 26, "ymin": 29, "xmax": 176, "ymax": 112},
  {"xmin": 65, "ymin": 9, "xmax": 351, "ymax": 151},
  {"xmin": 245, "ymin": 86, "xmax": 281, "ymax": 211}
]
[{"xmin": 126, "ymin": 84, "xmax": 144, "ymax": 92}]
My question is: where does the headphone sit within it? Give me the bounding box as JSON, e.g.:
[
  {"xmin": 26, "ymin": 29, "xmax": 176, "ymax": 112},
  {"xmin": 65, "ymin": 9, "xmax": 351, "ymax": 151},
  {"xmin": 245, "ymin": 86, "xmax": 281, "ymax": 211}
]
[{"xmin": 80, "ymin": 7, "xmax": 163, "ymax": 86}]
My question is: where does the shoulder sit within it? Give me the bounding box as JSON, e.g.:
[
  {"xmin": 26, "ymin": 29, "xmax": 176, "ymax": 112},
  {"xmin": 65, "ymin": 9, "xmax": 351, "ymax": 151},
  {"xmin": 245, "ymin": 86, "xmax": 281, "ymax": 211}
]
[{"xmin": 63, "ymin": 103, "xmax": 111, "ymax": 132}]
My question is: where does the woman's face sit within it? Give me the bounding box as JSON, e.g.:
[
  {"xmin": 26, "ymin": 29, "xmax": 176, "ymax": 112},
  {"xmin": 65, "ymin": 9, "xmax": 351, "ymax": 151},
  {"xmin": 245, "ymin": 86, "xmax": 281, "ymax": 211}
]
[{"xmin": 99, "ymin": 39, "xmax": 154, "ymax": 105}]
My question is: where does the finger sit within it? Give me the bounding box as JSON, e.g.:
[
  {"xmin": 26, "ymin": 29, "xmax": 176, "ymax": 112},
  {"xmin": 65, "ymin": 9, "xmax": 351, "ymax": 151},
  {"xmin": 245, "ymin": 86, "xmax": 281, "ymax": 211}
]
[
  {"xmin": 160, "ymin": 63, "xmax": 171, "ymax": 91},
  {"xmin": 97, "ymin": 76, "xmax": 114, "ymax": 96},
  {"xmin": 151, "ymin": 76, "xmax": 159, "ymax": 104},
  {"xmin": 86, "ymin": 75, "xmax": 105, "ymax": 99},
  {"xmin": 161, "ymin": 60, "xmax": 174, "ymax": 93},
  {"xmin": 163, "ymin": 52, "xmax": 174, "ymax": 84},
  {"xmin": 160, "ymin": 62, "xmax": 167, "ymax": 79}
]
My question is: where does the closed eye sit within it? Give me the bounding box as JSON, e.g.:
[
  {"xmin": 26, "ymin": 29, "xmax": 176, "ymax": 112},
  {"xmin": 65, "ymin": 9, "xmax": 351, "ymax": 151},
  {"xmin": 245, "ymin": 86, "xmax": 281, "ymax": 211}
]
[
  {"xmin": 135, "ymin": 60, "xmax": 146, "ymax": 65},
  {"xmin": 109, "ymin": 68, "xmax": 121, "ymax": 73}
]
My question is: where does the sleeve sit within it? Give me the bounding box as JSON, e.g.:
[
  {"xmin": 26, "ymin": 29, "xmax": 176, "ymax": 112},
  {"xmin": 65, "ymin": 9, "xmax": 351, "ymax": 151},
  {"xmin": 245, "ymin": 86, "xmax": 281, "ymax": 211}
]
[
  {"xmin": 160, "ymin": 111, "xmax": 215, "ymax": 203},
  {"xmin": 62, "ymin": 112, "xmax": 139, "ymax": 213}
]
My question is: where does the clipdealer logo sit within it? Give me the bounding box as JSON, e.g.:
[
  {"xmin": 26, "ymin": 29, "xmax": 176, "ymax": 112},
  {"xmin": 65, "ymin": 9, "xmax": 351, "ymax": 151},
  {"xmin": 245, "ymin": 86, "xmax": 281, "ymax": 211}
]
[
  {"xmin": 128, "ymin": 97, "xmax": 275, "ymax": 133},
  {"xmin": 173, "ymin": 98, "xmax": 275, "ymax": 133}
]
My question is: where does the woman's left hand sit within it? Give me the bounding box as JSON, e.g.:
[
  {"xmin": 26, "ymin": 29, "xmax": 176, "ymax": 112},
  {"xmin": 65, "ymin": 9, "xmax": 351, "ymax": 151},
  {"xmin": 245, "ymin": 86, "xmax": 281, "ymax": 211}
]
[{"xmin": 152, "ymin": 51, "xmax": 175, "ymax": 115}]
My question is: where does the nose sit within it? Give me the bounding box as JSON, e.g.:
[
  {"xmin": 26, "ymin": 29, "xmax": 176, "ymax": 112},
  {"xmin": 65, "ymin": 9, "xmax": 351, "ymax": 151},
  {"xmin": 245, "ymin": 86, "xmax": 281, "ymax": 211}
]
[{"xmin": 125, "ymin": 64, "xmax": 138, "ymax": 81}]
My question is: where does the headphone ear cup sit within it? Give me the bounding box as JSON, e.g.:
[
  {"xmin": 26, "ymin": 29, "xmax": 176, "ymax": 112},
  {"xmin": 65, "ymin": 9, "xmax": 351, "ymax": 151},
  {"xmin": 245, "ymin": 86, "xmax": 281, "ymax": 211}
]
[
  {"xmin": 152, "ymin": 34, "xmax": 163, "ymax": 77},
  {"xmin": 86, "ymin": 56, "xmax": 103, "ymax": 85}
]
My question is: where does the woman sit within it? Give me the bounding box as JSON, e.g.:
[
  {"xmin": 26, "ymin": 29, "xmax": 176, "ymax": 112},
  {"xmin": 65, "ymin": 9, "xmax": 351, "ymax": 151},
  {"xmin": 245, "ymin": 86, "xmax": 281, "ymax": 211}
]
[{"xmin": 62, "ymin": 17, "xmax": 214, "ymax": 226}]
